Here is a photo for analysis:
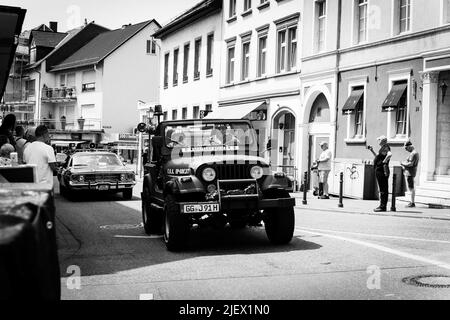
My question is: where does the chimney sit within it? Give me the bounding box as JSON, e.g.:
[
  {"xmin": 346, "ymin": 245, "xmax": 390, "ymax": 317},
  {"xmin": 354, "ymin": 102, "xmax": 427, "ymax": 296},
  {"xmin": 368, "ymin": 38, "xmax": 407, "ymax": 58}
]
[{"xmin": 49, "ymin": 21, "xmax": 58, "ymax": 32}]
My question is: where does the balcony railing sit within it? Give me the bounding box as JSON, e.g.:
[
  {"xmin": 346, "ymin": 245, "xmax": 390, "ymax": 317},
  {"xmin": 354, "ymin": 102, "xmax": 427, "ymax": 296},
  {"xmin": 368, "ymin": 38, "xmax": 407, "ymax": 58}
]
[
  {"xmin": 41, "ymin": 87, "xmax": 77, "ymax": 101},
  {"xmin": 2, "ymin": 90, "xmax": 36, "ymax": 103},
  {"xmin": 16, "ymin": 118, "xmax": 103, "ymax": 132}
]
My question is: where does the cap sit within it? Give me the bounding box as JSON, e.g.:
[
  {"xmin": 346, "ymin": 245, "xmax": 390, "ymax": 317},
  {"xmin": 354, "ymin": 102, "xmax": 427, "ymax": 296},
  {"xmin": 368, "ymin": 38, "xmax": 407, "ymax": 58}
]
[
  {"xmin": 376, "ymin": 135, "xmax": 388, "ymax": 143},
  {"xmin": 320, "ymin": 141, "xmax": 328, "ymax": 147},
  {"xmin": 404, "ymin": 140, "xmax": 413, "ymax": 147}
]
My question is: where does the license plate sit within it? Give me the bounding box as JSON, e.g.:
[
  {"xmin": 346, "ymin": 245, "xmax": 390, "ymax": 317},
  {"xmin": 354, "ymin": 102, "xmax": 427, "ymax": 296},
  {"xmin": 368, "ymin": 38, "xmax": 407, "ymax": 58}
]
[
  {"xmin": 182, "ymin": 203, "xmax": 220, "ymax": 213},
  {"xmin": 98, "ymin": 185, "xmax": 109, "ymax": 191}
]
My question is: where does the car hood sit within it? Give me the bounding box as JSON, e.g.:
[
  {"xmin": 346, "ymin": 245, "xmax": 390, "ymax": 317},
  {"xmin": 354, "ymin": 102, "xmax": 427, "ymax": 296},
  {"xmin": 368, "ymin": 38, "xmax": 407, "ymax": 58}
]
[
  {"xmin": 167, "ymin": 154, "xmax": 270, "ymax": 172},
  {"xmin": 70, "ymin": 165, "xmax": 134, "ymax": 174}
]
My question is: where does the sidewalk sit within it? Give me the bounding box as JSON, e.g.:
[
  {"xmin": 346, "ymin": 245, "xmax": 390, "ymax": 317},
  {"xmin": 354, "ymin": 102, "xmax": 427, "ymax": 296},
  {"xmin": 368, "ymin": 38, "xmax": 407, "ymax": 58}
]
[{"xmin": 291, "ymin": 192, "xmax": 450, "ymax": 221}]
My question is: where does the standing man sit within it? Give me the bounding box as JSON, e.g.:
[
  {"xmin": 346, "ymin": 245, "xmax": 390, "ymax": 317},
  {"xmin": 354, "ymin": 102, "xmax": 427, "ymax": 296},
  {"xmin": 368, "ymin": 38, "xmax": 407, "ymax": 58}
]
[
  {"xmin": 401, "ymin": 141, "xmax": 420, "ymax": 208},
  {"xmin": 368, "ymin": 136, "xmax": 392, "ymax": 212},
  {"xmin": 14, "ymin": 126, "xmax": 28, "ymax": 164},
  {"xmin": 316, "ymin": 141, "xmax": 332, "ymax": 199},
  {"xmin": 23, "ymin": 125, "xmax": 58, "ymax": 190}
]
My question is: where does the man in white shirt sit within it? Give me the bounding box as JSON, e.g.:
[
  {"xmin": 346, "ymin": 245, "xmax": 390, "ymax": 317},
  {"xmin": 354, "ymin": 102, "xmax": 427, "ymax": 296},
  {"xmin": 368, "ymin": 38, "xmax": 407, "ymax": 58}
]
[
  {"xmin": 23, "ymin": 125, "xmax": 57, "ymax": 189},
  {"xmin": 316, "ymin": 141, "xmax": 332, "ymax": 199}
]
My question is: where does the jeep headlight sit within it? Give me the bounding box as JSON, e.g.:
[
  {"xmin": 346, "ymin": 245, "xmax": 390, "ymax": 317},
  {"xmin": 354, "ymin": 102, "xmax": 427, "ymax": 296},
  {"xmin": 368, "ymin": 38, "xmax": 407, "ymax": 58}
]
[
  {"xmin": 250, "ymin": 166, "xmax": 264, "ymax": 180},
  {"xmin": 202, "ymin": 167, "xmax": 216, "ymax": 182}
]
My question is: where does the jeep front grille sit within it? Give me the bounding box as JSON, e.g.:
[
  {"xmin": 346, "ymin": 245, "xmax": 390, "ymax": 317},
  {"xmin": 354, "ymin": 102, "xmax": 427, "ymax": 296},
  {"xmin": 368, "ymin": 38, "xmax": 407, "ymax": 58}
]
[{"xmin": 216, "ymin": 164, "xmax": 250, "ymax": 180}]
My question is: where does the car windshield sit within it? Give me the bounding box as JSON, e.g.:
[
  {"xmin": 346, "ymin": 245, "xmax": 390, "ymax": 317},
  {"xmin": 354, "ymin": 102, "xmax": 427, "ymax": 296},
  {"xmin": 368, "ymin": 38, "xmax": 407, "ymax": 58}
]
[
  {"xmin": 164, "ymin": 122, "xmax": 258, "ymax": 152},
  {"xmin": 72, "ymin": 153, "xmax": 122, "ymax": 167}
]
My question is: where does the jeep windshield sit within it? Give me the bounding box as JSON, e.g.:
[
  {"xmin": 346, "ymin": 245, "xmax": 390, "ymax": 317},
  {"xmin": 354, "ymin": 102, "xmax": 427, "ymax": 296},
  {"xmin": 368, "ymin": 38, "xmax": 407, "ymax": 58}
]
[{"xmin": 164, "ymin": 122, "xmax": 258, "ymax": 153}]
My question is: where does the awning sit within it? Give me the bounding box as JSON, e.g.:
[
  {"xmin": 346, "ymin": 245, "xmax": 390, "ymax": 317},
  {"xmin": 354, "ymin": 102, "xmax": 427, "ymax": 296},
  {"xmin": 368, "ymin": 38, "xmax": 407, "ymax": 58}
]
[
  {"xmin": 382, "ymin": 83, "xmax": 407, "ymax": 111},
  {"xmin": 342, "ymin": 89, "xmax": 364, "ymax": 114},
  {"xmin": 204, "ymin": 102, "xmax": 266, "ymax": 120},
  {"xmin": 51, "ymin": 140, "xmax": 88, "ymax": 147}
]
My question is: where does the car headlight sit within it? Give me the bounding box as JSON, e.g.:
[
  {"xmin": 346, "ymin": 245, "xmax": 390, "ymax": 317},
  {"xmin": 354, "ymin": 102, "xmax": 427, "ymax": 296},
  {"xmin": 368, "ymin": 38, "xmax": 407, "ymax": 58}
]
[
  {"xmin": 250, "ymin": 166, "xmax": 264, "ymax": 180},
  {"xmin": 202, "ymin": 167, "xmax": 216, "ymax": 182},
  {"xmin": 121, "ymin": 174, "xmax": 126, "ymax": 181},
  {"xmin": 79, "ymin": 175, "xmax": 85, "ymax": 182}
]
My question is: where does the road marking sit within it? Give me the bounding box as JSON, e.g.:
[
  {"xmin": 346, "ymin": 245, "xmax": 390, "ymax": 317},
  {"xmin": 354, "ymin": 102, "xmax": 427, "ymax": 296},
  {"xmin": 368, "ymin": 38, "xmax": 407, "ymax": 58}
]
[
  {"xmin": 114, "ymin": 235, "xmax": 163, "ymax": 239},
  {"xmin": 299, "ymin": 227, "xmax": 450, "ymax": 245},
  {"xmin": 296, "ymin": 228, "xmax": 450, "ymax": 271}
]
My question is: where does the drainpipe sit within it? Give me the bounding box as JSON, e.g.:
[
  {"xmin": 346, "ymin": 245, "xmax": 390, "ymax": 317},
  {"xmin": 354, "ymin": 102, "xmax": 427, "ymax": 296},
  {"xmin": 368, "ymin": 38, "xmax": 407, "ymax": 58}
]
[
  {"xmin": 35, "ymin": 68, "xmax": 42, "ymax": 122},
  {"xmin": 334, "ymin": 0, "xmax": 342, "ymax": 159}
]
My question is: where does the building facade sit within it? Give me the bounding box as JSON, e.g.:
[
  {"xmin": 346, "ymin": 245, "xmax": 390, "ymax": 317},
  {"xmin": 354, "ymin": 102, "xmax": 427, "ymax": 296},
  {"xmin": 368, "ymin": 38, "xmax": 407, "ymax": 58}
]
[
  {"xmin": 153, "ymin": 0, "xmax": 223, "ymax": 124},
  {"xmin": 218, "ymin": 0, "xmax": 302, "ymax": 179},
  {"xmin": 302, "ymin": 0, "xmax": 450, "ymax": 205}
]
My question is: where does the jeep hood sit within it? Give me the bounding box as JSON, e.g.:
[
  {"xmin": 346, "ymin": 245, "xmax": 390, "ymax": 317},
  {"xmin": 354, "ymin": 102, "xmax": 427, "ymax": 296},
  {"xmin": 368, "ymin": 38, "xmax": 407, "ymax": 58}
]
[{"xmin": 168, "ymin": 154, "xmax": 270, "ymax": 171}]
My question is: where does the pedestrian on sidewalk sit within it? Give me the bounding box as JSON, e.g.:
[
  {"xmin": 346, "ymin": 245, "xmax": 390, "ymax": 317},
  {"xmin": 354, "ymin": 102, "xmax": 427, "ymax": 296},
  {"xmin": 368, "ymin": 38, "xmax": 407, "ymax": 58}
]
[
  {"xmin": 316, "ymin": 141, "xmax": 332, "ymax": 199},
  {"xmin": 14, "ymin": 126, "xmax": 28, "ymax": 164},
  {"xmin": 368, "ymin": 136, "xmax": 392, "ymax": 212},
  {"xmin": 0, "ymin": 114, "xmax": 17, "ymax": 148},
  {"xmin": 401, "ymin": 140, "xmax": 420, "ymax": 208}
]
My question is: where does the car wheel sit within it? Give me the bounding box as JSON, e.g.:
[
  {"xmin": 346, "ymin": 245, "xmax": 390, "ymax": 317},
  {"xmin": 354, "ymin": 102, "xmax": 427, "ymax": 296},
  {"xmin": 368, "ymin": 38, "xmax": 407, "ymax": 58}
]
[
  {"xmin": 263, "ymin": 190, "xmax": 295, "ymax": 245},
  {"xmin": 142, "ymin": 186, "xmax": 162, "ymax": 235},
  {"xmin": 163, "ymin": 194, "xmax": 189, "ymax": 252},
  {"xmin": 123, "ymin": 189, "xmax": 133, "ymax": 200}
]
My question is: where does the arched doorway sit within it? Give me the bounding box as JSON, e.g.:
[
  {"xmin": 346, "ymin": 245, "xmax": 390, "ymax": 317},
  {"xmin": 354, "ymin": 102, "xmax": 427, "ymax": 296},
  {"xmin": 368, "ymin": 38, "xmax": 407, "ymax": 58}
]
[
  {"xmin": 308, "ymin": 93, "xmax": 331, "ymax": 189},
  {"xmin": 272, "ymin": 110, "xmax": 296, "ymax": 177}
]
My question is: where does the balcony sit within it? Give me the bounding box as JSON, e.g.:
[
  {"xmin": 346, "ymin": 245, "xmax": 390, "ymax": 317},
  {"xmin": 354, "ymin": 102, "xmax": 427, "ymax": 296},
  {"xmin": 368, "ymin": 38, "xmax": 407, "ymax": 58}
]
[
  {"xmin": 41, "ymin": 87, "xmax": 77, "ymax": 103},
  {"xmin": 17, "ymin": 118, "xmax": 103, "ymax": 132},
  {"xmin": 2, "ymin": 90, "xmax": 36, "ymax": 104}
]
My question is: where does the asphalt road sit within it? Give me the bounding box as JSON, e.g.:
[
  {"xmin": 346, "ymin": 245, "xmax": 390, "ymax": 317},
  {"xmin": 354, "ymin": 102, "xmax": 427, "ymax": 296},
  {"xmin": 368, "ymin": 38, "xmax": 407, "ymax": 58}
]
[{"xmin": 55, "ymin": 187, "xmax": 450, "ymax": 300}]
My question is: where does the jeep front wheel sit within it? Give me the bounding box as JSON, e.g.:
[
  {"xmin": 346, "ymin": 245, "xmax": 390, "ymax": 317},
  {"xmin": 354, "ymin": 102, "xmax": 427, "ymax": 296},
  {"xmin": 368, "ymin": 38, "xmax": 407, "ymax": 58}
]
[
  {"xmin": 142, "ymin": 186, "xmax": 162, "ymax": 235},
  {"xmin": 163, "ymin": 195, "xmax": 189, "ymax": 251},
  {"xmin": 263, "ymin": 191, "xmax": 295, "ymax": 245}
]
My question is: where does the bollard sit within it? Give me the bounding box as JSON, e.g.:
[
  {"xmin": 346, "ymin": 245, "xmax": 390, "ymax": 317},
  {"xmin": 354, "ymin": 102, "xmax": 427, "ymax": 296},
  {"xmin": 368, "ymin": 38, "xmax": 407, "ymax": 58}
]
[
  {"xmin": 391, "ymin": 173, "xmax": 397, "ymax": 212},
  {"xmin": 338, "ymin": 172, "xmax": 344, "ymax": 208},
  {"xmin": 302, "ymin": 171, "xmax": 308, "ymax": 205}
]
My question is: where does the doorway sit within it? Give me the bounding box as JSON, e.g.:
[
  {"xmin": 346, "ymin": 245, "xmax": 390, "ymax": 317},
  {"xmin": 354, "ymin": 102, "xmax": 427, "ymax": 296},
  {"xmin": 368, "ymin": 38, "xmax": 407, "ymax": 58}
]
[{"xmin": 272, "ymin": 111, "xmax": 296, "ymax": 177}]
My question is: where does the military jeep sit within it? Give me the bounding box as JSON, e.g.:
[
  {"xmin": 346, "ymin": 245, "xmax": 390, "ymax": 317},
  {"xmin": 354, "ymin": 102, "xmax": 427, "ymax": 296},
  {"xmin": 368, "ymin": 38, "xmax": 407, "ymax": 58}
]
[{"xmin": 141, "ymin": 119, "xmax": 296, "ymax": 251}]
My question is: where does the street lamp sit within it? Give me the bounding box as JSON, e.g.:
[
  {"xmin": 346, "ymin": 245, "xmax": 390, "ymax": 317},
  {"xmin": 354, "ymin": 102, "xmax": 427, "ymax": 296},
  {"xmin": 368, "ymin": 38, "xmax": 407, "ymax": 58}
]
[{"xmin": 147, "ymin": 107, "xmax": 155, "ymax": 124}]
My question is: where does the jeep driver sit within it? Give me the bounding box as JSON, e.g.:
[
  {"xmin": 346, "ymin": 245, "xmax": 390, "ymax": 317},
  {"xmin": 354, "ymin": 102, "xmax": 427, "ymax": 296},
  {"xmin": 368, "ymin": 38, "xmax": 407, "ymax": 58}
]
[{"xmin": 141, "ymin": 119, "xmax": 296, "ymax": 251}]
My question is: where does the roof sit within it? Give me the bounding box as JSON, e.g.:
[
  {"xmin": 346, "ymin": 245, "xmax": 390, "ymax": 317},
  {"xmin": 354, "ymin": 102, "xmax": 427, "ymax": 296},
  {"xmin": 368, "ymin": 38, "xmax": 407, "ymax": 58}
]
[
  {"xmin": 0, "ymin": 5, "xmax": 26, "ymax": 99},
  {"xmin": 51, "ymin": 20, "xmax": 159, "ymax": 72},
  {"xmin": 30, "ymin": 30, "xmax": 67, "ymax": 48},
  {"xmin": 153, "ymin": 0, "xmax": 222, "ymax": 39}
]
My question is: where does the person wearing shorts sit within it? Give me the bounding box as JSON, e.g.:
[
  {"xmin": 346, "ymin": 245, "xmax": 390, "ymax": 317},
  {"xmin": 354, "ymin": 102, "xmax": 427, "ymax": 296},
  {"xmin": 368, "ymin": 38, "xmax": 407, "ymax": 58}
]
[{"xmin": 401, "ymin": 141, "xmax": 420, "ymax": 208}]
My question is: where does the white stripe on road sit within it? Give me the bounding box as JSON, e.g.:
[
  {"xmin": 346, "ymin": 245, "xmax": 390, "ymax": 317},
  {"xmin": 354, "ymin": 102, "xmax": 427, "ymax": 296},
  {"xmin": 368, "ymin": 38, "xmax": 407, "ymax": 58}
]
[
  {"xmin": 299, "ymin": 227, "xmax": 450, "ymax": 245},
  {"xmin": 296, "ymin": 228, "xmax": 450, "ymax": 271},
  {"xmin": 114, "ymin": 235, "xmax": 163, "ymax": 239}
]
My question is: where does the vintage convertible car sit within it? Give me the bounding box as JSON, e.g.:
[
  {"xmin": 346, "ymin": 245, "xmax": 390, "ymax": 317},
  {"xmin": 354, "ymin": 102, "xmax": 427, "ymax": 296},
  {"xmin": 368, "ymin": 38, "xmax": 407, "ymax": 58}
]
[{"xmin": 58, "ymin": 151, "xmax": 136, "ymax": 200}]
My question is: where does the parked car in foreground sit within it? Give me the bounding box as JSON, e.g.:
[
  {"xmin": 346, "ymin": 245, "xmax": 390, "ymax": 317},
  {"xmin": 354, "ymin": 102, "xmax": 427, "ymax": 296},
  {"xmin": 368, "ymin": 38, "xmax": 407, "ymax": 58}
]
[{"xmin": 58, "ymin": 151, "xmax": 136, "ymax": 200}]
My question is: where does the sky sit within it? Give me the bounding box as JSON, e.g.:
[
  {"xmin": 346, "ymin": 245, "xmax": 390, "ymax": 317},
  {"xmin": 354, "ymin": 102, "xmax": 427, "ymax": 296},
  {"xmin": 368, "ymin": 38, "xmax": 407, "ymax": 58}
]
[{"xmin": 2, "ymin": 0, "xmax": 201, "ymax": 32}]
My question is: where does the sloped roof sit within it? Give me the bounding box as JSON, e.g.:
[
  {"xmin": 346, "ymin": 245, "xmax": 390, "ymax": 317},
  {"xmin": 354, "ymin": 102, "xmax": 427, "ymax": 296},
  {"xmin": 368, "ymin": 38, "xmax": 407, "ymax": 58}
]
[
  {"xmin": 153, "ymin": 0, "xmax": 221, "ymax": 39},
  {"xmin": 31, "ymin": 30, "xmax": 67, "ymax": 48},
  {"xmin": 51, "ymin": 20, "xmax": 158, "ymax": 72}
]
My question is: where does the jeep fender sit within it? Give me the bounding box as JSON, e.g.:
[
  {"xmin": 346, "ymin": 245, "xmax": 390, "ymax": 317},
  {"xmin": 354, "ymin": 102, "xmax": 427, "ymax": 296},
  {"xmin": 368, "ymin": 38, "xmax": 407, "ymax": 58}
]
[
  {"xmin": 261, "ymin": 175, "xmax": 292, "ymax": 192},
  {"xmin": 164, "ymin": 176, "xmax": 205, "ymax": 196}
]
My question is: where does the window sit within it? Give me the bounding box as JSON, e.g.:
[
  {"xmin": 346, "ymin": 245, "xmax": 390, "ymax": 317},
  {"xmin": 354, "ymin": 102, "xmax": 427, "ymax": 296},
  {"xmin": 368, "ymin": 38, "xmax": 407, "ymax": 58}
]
[
  {"xmin": 194, "ymin": 38, "xmax": 201, "ymax": 80},
  {"xmin": 146, "ymin": 40, "xmax": 156, "ymax": 54},
  {"xmin": 182, "ymin": 107, "xmax": 188, "ymax": 120},
  {"xmin": 173, "ymin": 48, "xmax": 179, "ymax": 86},
  {"xmin": 226, "ymin": 46, "xmax": 235, "ymax": 84},
  {"xmin": 206, "ymin": 33, "xmax": 214, "ymax": 76},
  {"xmin": 316, "ymin": 0, "xmax": 327, "ymax": 52},
  {"xmin": 25, "ymin": 79, "xmax": 35, "ymax": 97},
  {"xmin": 164, "ymin": 53, "xmax": 169, "ymax": 88},
  {"xmin": 30, "ymin": 46, "xmax": 36, "ymax": 64},
  {"xmin": 172, "ymin": 109, "xmax": 178, "ymax": 120},
  {"xmin": 229, "ymin": 0, "xmax": 237, "ymax": 18},
  {"xmin": 357, "ymin": 0, "xmax": 368, "ymax": 43},
  {"xmin": 445, "ymin": 0, "xmax": 450, "ymax": 24},
  {"xmin": 288, "ymin": 27, "xmax": 297, "ymax": 71},
  {"xmin": 183, "ymin": 43, "xmax": 190, "ymax": 82},
  {"xmin": 82, "ymin": 70, "xmax": 96, "ymax": 92},
  {"xmin": 399, "ymin": 0, "xmax": 411, "ymax": 33},
  {"xmin": 385, "ymin": 79, "xmax": 409, "ymax": 140},
  {"xmin": 60, "ymin": 74, "xmax": 66, "ymax": 87},
  {"xmin": 193, "ymin": 106, "xmax": 200, "ymax": 119},
  {"xmin": 244, "ymin": 0, "xmax": 252, "ymax": 11},
  {"xmin": 395, "ymin": 86, "xmax": 408, "ymax": 136},
  {"xmin": 257, "ymin": 35, "xmax": 267, "ymax": 77},
  {"xmin": 277, "ymin": 30, "xmax": 287, "ymax": 73},
  {"xmin": 343, "ymin": 84, "xmax": 366, "ymax": 142},
  {"xmin": 241, "ymin": 41, "xmax": 250, "ymax": 81}
]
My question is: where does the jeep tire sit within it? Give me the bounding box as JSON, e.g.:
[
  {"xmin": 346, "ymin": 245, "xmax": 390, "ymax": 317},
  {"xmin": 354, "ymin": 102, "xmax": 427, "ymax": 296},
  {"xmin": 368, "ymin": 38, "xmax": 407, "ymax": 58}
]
[
  {"xmin": 142, "ymin": 186, "xmax": 162, "ymax": 235},
  {"xmin": 263, "ymin": 191, "xmax": 295, "ymax": 245},
  {"xmin": 163, "ymin": 194, "xmax": 189, "ymax": 251}
]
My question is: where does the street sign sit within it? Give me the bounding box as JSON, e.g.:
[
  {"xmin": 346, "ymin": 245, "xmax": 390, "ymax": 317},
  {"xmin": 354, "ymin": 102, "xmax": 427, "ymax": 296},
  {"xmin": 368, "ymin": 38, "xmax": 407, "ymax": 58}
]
[{"xmin": 137, "ymin": 122, "xmax": 147, "ymax": 133}]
